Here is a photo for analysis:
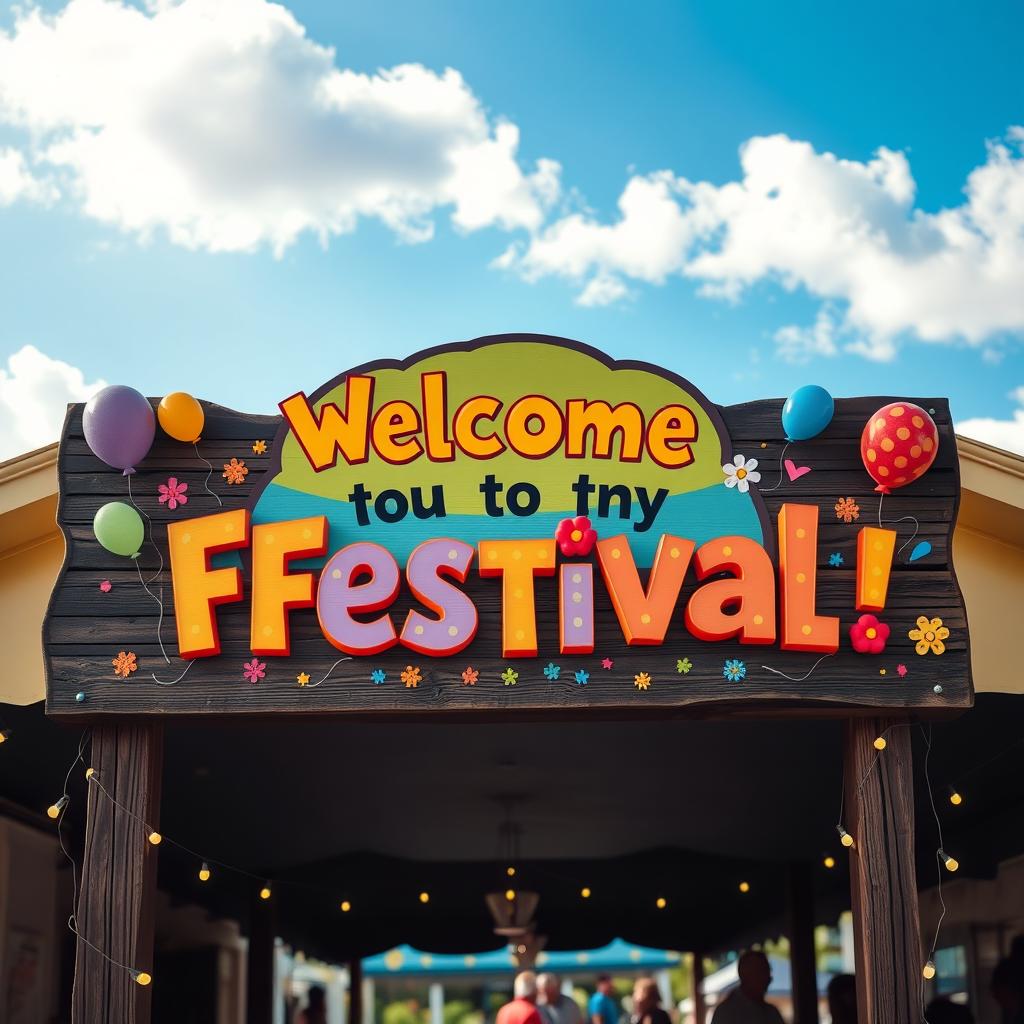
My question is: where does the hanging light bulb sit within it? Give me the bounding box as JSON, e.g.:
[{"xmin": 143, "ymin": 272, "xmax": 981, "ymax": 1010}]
[
  {"xmin": 580, "ymin": 886, "xmax": 591, "ymax": 899},
  {"xmin": 949, "ymin": 787, "xmax": 963, "ymax": 807},
  {"xmin": 198, "ymin": 862, "xmax": 211, "ymax": 882},
  {"xmin": 505, "ymin": 889, "xmax": 516, "ymax": 902},
  {"xmin": 506, "ymin": 866, "xmax": 516, "ymax": 878},
  {"xmin": 340, "ymin": 900, "xmax": 352, "ymax": 913},
  {"xmin": 0, "ymin": 729, "xmax": 10, "ymax": 744},
  {"xmin": 939, "ymin": 849, "xmax": 959, "ymax": 872},
  {"xmin": 655, "ymin": 896, "xmax": 667, "ymax": 909},
  {"xmin": 85, "ymin": 768, "xmax": 96, "ymax": 781},
  {"xmin": 873, "ymin": 736, "xmax": 887, "ymax": 751},
  {"xmin": 738, "ymin": 881, "xmax": 750, "ymax": 893},
  {"xmin": 131, "ymin": 970, "xmax": 152, "ymax": 986},
  {"xmin": 147, "ymin": 831, "xmax": 162, "ymax": 846},
  {"xmin": 922, "ymin": 960, "xmax": 936, "ymax": 980},
  {"xmin": 837, "ymin": 825, "xmax": 855, "ymax": 848},
  {"xmin": 47, "ymin": 795, "xmax": 69, "ymax": 819},
  {"xmin": 419, "ymin": 891, "xmax": 430, "ymax": 904},
  {"xmin": 823, "ymin": 855, "xmax": 836, "ymax": 870},
  {"xmin": 259, "ymin": 884, "xmax": 272, "ymax": 900}
]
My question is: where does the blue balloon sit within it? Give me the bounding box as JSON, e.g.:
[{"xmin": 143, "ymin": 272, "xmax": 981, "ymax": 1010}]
[{"xmin": 782, "ymin": 385, "xmax": 835, "ymax": 441}]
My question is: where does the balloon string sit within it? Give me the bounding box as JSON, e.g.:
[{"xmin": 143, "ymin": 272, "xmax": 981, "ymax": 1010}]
[
  {"xmin": 151, "ymin": 660, "xmax": 194, "ymax": 687},
  {"xmin": 306, "ymin": 657, "xmax": 351, "ymax": 688},
  {"xmin": 134, "ymin": 559, "xmax": 170, "ymax": 665},
  {"xmin": 193, "ymin": 442, "xmax": 223, "ymax": 507},
  {"xmin": 760, "ymin": 652, "xmax": 835, "ymax": 682},
  {"xmin": 758, "ymin": 441, "xmax": 791, "ymax": 493},
  {"xmin": 125, "ymin": 473, "xmax": 165, "ymax": 586},
  {"xmin": 878, "ymin": 492, "xmax": 922, "ymax": 561}
]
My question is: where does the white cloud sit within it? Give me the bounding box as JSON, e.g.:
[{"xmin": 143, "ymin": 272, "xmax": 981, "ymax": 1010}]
[
  {"xmin": 957, "ymin": 387, "xmax": 1024, "ymax": 457},
  {"xmin": 0, "ymin": 146, "xmax": 58, "ymax": 206},
  {"xmin": 0, "ymin": 0, "xmax": 559, "ymax": 253},
  {"xmin": 0, "ymin": 345, "xmax": 105, "ymax": 461},
  {"xmin": 502, "ymin": 131, "xmax": 1024, "ymax": 360},
  {"xmin": 773, "ymin": 307, "xmax": 842, "ymax": 363}
]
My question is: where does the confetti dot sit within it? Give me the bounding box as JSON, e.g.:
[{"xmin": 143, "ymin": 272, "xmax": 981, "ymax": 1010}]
[
  {"xmin": 415, "ymin": 625, "xmax": 424, "ymax": 635},
  {"xmin": 516, "ymin": 629, "xmax": 525, "ymax": 640},
  {"xmin": 611, "ymin": 548, "xmax": 621, "ymax": 559},
  {"xmin": 191, "ymin": 624, "xmax": 200, "ymax": 634},
  {"xmin": 801, "ymin": 624, "xmax": 812, "ymax": 636},
  {"xmin": 572, "ymin": 592, "xmax": 583, "ymax": 604},
  {"xmin": 262, "ymin": 625, "xmax": 273, "ymax": 636},
  {"xmin": 488, "ymin": 549, "xmax": 498, "ymax": 560},
  {"xmin": 573, "ymin": 617, "xmax": 583, "ymax": 628},
  {"xmin": 514, "ymin": 588, "xmax": 523, "ymax": 599},
  {"xmin": 332, "ymin": 569, "xmax": 342, "ymax": 579},
  {"xmin": 640, "ymin": 613, "xmax": 651, "ymax": 624},
  {"xmin": 753, "ymin": 614, "xmax": 764, "ymax": 625},
  {"xmin": 796, "ymin": 528, "xmax": 806, "ymax": 539},
  {"xmin": 670, "ymin": 547, "xmax": 680, "ymax": 558},
  {"xmin": 448, "ymin": 549, "xmax": 458, "ymax": 560},
  {"xmin": 760, "ymin": 442, "xmax": 767, "ymax": 448},
  {"xmin": 572, "ymin": 572, "xmax": 582, "ymax": 584},
  {"xmin": 796, "ymin": 572, "xmax": 806, "ymax": 583},
  {"xmin": 448, "ymin": 626, "xmax": 458, "ymax": 637},
  {"xmin": 934, "ymin": 684, "xmax": 943, "ymax": 694},
  {"xmin": 722, "ymin": 545, "xmax": 732, "ymax": 556},
  {"xmin": 182, "ymin": 533, "xmax": 191, "ymax": 544}
]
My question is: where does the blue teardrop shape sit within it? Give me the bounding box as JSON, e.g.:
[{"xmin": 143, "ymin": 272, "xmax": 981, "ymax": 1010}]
[{"xmin": 909, "ymin": 541, "xmax": 932, "ymax": 563}]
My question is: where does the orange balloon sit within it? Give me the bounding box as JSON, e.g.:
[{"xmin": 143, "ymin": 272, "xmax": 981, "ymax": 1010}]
[
  {"xmin": 158, "ymin": 392, "xmax": 204, "ymax": 443},
  {"xmin": 860, "ymin": 402, "xmax": 938, "ymax": 493}
]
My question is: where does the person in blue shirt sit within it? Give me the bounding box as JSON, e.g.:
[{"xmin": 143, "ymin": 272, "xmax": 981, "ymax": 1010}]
[{"xmin": 588, "ymin": 975, "xmax": 620, "ymax": 1024}]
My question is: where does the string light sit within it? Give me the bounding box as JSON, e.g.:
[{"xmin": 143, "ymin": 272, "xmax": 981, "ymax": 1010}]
[
  {"xmin": 655, "ymin": 896, "xmax": 667, "ymax": 909},
  {"xmin": 48, "ymin": 795, "xmax": 69, "ymax": 819},
  {"xmin": 505, "ymin": 889, "xmax": 516, "ymax": 901},
  {"xmin": 340, "ymin": 900, "xmax": 352, "ymax": 913},
  {"xmin": 259, "ymin": 884, "xmax": 272, "ymax": 900},
  {"xmin": 922, "ymin": 960, "xmax": 936, "ymax": 980},
  {"xmin": 873, "ymin": 736, "xmax": 887, "ymax": 751},
  {"xmin": 939, "ymin": 849, "xmax": 959, "ymax": 873},
  {"xmin": 0, "ymin": 728, "xmax": 10, "ymax": 743},
  {"xmin": 419, "ymin": 891, "xmax": 430, "ymax": 904},
  {"xmin": 738, "ymin": 881, "xmax": 750, "ymax": 893},
  {"xmin": 836, "ymin": 825, "xmax": 855, "ymax": 848},
  {"xmin": 506, "ymin": 866, "xmax": 516, "ymax": 877},
  {"xmin": 198, "ymin": 862, "xmax": 211, "ymax": 882},
  {"xmin": 147, "ymin": 830, "xmax": 162, "ymax": 846},
  {"xmin": 580, "ymin": 887, "xmax": 591, "ymax": 899},
  {"xmin": 85, "ymin": 767, "xmax": 95, "ymax": 780},
  {"xmin": 131, "ymin": 970, "xmax": 152, "ymax": 987},
  {"xmin": 949, "ymin": 787, "xmax": 963, "ymax": 806}
]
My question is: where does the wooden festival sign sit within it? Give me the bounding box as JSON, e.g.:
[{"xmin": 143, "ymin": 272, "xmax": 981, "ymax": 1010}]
[{"xmin": 44, "ymin": 336, "xmax": 971, "ymax": 717}]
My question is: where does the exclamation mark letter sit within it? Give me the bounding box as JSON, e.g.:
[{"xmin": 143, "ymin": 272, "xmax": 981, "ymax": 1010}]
[{"xmin": 856, "ymin": 527, "xmax": 896, "ymax": 612}]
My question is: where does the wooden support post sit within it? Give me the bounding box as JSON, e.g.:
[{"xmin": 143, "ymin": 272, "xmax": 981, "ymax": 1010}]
[
  {"xmin": 348, "ymin": 955, "xmax": 363, "ymax": 1024},
  {"xmin": 843, "ymin": 718, "xmax": 922, "ymax": 1024},
  {"xmin": 246, "ymin": 889, "xmax": 276, "ymax": 1024},
  {"xmin": 787, "ymin": 862, "xmax": 820, "ymax": 1024},
  {"xmin": 72, "ymin": 724, "xmax": 163, "ymax": 1024},
  {"xmin": 691, "ymin": 952, "xmax": 705, "ymax": 1024}
]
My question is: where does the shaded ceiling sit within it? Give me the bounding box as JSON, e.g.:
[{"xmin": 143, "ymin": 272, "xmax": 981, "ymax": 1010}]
[{"xmin": 2, "ymin": 696, "xmax": 1023, "ymax": 962}]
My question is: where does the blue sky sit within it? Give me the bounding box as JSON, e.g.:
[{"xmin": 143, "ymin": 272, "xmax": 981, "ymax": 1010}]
[{"xmin": 1, "ymin": 0, "xmax": 1023, "ymax": 458}]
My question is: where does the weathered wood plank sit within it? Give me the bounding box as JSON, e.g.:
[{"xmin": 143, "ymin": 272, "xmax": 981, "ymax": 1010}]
[{"xmin": 72, "ymin": 724, "xmax": 163, "ymax": 1024}]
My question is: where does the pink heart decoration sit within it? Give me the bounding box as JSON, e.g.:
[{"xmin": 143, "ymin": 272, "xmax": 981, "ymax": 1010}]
[{"xmin": 784, "ymin": 459, "xmax": 812, "ymax": 482}]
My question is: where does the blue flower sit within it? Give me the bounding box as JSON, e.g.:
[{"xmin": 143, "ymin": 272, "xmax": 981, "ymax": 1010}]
[
  {"xmin": 574, "ymin": 669, "xmax": 590, "ymax": 686},
  {"xmin": 543, "ymin": 662, "xmax": 561, "ymax": 680},
  {"xmin": 723, "ymin": 659, "xmax": 746, "ymax": 682},
  {"xmin": 370, "ymin": 669, "xmax": 386, "ymax": 685},
  {"xmin": 829, "ymin": 552, "xmax": 844, "ymax": 567}
]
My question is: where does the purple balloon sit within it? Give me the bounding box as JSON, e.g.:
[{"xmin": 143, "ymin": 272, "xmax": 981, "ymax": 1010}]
[{"xmin": 83, "ymin": 385, "xmax": 155, "ymax": 475}]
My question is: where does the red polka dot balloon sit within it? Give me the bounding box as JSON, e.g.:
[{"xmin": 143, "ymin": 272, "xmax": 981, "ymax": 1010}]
[{"xmin": 860, "ymin": 402, "xmax": 939, "ymax": 493}]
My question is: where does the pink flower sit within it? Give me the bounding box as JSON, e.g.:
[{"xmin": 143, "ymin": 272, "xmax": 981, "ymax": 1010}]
[
  {"xmin": 99, "ymin": 579, "xmax": 112, "ymax": 593},
  {"xmin": 897, "ymin": 664, "xmax": 908, "ymax": 678},
  {"xmin": 242, "ymin": 658, "xmax": 266, "ymax": 684},
  {"xmin": 157, "ymin": 477, "xmax": 189, "ymax": 510},
  {"xmin": 849, "ymin": 614, "xmax": 890, "ymax": 655},
  {"xmin": 556, "ymin": 516, "xmax": 597, "ymax": 557}
]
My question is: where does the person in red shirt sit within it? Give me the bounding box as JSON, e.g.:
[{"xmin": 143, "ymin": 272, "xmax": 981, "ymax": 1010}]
[{"xmin": 497, "ymin": 971, "xmax": 543, "ymax": 1024}]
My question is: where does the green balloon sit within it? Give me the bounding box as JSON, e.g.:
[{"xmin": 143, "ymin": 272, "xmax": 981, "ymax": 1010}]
[{"xmin": 93, "ymin": 501, "xmax": 144, "ymax": 558}]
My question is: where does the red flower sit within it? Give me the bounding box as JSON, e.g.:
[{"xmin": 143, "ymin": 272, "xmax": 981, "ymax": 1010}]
[
  {"xmin": 849, "ymin": 614, "xmax": 890, "ymax": 655},
  {"xmin": 556, "ymin": 516, "xmax": 597, "ymax": 556}
]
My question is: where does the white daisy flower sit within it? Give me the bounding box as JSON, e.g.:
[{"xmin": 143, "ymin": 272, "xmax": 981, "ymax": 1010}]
[{"xmin": 722, "ymin": 453, "xmax": 761, "ymax": 493}]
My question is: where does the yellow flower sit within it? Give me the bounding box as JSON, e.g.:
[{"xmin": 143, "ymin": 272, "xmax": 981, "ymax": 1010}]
[
  {"xmin": 634, "ymin": 672, "xmax": 651, "ymax": 691},
  {"xmin": 252, "ymin": 440, "xmax": 267, "ymax": 455},
  {"xmin": 296, "ymin": 672, "xmax": 310, "ymax": 687},
  {"xmin": 401, "ymin": 665, "xmax": 422, "ymax": 688},
  {"xmin": 908, "ymin": 615, "xmax": 949, "ymax": 656}
]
